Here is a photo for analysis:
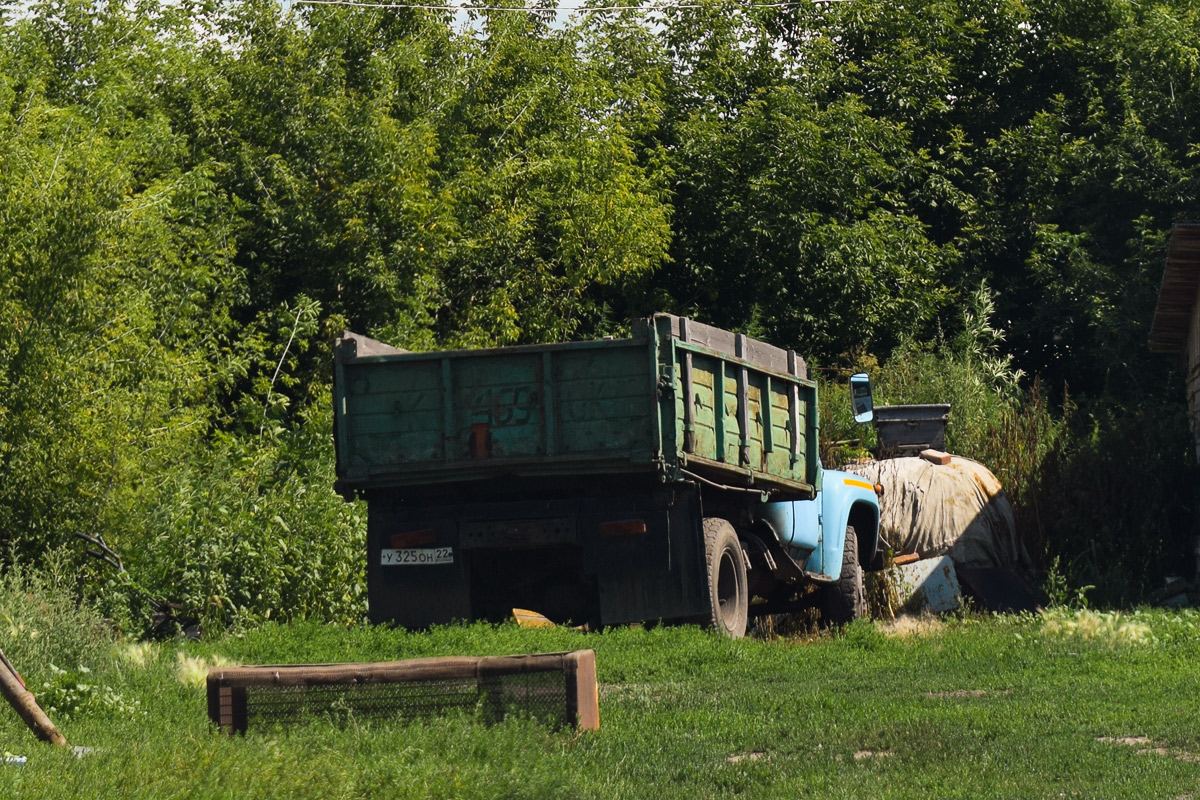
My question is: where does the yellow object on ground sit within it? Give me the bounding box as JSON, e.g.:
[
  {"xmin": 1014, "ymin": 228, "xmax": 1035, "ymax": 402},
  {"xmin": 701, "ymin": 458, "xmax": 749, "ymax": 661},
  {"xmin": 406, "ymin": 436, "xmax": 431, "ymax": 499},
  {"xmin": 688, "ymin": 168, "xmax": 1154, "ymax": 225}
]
[{"xmin": 512, "ymin": 609, "xmax": 557, "ymax": 628}]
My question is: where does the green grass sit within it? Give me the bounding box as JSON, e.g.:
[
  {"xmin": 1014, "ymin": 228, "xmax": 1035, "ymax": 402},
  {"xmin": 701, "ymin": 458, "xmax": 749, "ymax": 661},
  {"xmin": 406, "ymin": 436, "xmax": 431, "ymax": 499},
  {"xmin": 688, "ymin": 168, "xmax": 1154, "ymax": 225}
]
[{"xmin": 2, "ymin": 611, "xmax": 1199, "ymax": 799}]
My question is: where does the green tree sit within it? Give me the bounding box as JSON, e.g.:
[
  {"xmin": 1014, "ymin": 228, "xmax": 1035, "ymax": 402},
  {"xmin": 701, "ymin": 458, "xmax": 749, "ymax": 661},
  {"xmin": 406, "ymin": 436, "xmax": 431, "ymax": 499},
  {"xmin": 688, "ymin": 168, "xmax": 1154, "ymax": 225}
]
[
  {"xmin": 424, "ymin": 5, "xmax": 671, "ymax": 345},
  {"xmin": 0, "ymin": 1, "xmax": 242, "ymax": 561},
  {"xmin": 653, "ymin": 0, "xmax": 951, "ymax": 358}
]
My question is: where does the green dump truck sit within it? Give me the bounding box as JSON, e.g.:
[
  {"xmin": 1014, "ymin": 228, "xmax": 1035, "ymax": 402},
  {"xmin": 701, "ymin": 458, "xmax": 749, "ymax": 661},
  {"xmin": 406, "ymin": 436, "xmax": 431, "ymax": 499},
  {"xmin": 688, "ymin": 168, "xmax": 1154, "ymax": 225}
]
[{"xmin": 334, "ymin": 314, "xmax": 880, "ymax": 637}]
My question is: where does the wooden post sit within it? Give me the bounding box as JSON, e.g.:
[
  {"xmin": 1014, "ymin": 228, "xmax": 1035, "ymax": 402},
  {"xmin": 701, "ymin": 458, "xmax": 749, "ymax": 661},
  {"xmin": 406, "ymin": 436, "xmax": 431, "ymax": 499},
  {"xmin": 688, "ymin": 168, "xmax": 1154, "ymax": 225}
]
[
  {"xmin": 0, "ymin": 649, "xmax": 68, "ymax": 747},
  {"xmin": 565, "ymin": 649, "xmax": 600, "ymax": 731}
]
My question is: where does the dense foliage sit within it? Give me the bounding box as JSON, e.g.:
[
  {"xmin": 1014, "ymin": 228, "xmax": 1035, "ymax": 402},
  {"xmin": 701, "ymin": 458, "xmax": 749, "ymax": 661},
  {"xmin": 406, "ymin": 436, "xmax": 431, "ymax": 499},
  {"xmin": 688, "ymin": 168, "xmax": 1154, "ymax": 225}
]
[{"xmin": 1, "ymin": 0, "xmax": 1197, "ymax": 625}]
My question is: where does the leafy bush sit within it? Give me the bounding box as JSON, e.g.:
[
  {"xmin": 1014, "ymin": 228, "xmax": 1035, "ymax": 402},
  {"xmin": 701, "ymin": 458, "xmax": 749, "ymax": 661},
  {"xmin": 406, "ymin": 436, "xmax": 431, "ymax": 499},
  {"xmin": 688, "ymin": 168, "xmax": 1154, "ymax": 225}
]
[{"xmin": 132, "ymin": 401, "xmax": 368, "ymax": 631}]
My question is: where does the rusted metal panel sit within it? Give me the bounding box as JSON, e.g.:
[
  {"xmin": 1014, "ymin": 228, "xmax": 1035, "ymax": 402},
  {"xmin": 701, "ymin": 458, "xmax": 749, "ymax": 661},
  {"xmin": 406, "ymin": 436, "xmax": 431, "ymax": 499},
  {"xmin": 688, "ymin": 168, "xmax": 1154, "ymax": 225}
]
[
  {"xmin": 892, "ymin": 556, "xmax": 961, "ymax": 613},
  {"xmin": 364, "ymin": 487, "xmax": 708, "ymax": 629},
  {"xmin": 873, "ymin": 404, "xmax": 951, "ymax": 457},
  {"xmin": 586, "ymin": 487, "xmax": 707, "ymax": 625},
  {"xmin": 365, "ymin": 499, "xmax": 471, "ymax": 628}
]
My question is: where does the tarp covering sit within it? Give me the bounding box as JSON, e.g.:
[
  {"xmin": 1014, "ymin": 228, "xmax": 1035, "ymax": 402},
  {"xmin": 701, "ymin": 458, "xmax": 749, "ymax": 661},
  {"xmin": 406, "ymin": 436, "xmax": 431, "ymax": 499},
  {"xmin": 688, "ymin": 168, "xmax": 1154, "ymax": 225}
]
[{"xmin": 845, "ymin": 456, "xmax": 1032, "ymax": 572}]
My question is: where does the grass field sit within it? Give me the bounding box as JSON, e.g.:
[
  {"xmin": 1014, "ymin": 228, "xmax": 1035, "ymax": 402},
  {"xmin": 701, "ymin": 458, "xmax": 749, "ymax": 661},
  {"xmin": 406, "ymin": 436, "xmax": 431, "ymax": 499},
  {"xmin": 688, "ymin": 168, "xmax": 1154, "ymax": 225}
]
[{"xmin": 2, "ymin": 609, "xmax": 1199, "ymax": 799}]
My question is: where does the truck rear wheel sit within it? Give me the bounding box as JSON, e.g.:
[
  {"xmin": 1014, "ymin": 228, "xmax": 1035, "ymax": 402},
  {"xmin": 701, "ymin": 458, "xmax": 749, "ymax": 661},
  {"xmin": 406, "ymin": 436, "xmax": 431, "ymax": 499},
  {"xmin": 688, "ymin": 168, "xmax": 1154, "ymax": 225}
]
[
  {"xmin": 703, "ymin": 518, "xmax": 748, "ymax": 638},
  {"xmin": 823, "ymin": 525, "xmax": 866, "ymax": 625}
]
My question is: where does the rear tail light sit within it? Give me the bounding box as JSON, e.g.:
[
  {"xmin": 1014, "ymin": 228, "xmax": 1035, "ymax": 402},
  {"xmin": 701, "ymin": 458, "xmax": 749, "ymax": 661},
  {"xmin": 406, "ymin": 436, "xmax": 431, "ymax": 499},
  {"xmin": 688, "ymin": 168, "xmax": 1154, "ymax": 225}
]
[
  {"xmin": 390, "ymin": 529, "xmax": 436, "ymax": 548},
  {"xmin": 599, "ymin": 519, "xmax": 647, "ymax": 538}
]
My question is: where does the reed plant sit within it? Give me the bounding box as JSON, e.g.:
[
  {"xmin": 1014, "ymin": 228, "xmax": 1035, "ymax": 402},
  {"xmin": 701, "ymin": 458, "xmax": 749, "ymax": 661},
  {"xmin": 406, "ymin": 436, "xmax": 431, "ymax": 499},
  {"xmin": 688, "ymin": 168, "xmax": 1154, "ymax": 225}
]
[{"xmin": 821, "ymin": 282, "xmax": 1196, "ymax": 603}]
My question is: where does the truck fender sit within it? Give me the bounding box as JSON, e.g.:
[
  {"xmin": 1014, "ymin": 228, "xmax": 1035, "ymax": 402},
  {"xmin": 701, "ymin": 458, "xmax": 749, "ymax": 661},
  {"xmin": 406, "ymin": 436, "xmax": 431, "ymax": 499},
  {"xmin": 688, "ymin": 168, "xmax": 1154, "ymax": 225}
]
[
  {"xmin": 811, "ymin": 471, "xmax": 880, "ymax": 580},
  {"xmin": 743, "ymin": 518, "xmax": 835, "ymax": 587}
]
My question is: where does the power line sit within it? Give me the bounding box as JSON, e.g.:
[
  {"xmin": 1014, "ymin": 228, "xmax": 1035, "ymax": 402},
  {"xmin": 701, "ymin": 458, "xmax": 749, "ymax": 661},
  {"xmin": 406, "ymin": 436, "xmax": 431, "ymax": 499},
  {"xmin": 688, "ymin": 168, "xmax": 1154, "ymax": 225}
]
[{"xmin": 294, "ymin": 0, "xmax": 851, "ymax": 13}]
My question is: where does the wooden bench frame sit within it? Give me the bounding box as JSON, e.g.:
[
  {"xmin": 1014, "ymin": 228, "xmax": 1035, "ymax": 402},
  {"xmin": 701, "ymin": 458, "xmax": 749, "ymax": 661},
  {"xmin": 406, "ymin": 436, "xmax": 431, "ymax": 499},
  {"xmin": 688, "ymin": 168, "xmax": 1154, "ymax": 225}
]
[{"xmin": 207, "ymin": 649, "xmax": 599, "ymax": 734}]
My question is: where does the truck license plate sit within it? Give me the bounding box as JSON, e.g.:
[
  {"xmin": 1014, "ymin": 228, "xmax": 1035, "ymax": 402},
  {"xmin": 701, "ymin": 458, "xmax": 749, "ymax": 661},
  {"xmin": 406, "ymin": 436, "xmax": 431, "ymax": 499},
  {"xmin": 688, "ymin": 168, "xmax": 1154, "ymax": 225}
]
[{"xmin": 381, "ymin": 547, "xmax": 453, "ymax": 566}]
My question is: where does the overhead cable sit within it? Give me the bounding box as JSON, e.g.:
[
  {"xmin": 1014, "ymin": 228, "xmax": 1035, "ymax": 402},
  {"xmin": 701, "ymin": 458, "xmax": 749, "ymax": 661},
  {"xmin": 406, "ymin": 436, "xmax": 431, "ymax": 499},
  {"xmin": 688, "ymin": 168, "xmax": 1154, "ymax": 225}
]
[{"xmin": 294, "ymin": 0, "xmax": 852, "ymax": 13}]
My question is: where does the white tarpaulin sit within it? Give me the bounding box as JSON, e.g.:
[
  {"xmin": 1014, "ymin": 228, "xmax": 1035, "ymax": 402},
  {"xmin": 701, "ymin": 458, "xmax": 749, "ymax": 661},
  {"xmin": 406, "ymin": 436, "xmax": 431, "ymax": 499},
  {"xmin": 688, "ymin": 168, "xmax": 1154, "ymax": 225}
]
[{"xmin": 846, "ymin": 456, "xmax": 1032, "ymax": 571}]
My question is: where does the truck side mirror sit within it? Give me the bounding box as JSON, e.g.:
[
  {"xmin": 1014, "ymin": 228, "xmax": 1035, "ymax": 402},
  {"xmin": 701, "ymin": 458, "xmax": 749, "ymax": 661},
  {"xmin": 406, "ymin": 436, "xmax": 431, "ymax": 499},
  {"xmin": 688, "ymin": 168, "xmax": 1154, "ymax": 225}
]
[{"xmin": 850, "ymin": 373, "xmax": 873, "ymax": 423}]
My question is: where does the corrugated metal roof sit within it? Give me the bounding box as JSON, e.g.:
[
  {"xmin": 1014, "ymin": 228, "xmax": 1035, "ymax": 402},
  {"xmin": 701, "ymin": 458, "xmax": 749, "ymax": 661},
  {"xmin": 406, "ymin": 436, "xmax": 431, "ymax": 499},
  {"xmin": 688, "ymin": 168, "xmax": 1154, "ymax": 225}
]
[{"xmin": 1149, "ymin": 222, "xmax": 1200, "ymax": 353}]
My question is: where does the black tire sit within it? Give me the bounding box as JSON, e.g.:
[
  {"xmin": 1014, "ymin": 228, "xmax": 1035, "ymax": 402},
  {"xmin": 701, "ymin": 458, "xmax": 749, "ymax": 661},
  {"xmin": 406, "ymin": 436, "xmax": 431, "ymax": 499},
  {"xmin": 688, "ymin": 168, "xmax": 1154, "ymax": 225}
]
[
  {"xmin": 823, "ymin": 525, "xmax": 866, "ymax": 625},
  {"xmin": 703, "ymin": 518, "xmax": 749, "ymax": 638}
]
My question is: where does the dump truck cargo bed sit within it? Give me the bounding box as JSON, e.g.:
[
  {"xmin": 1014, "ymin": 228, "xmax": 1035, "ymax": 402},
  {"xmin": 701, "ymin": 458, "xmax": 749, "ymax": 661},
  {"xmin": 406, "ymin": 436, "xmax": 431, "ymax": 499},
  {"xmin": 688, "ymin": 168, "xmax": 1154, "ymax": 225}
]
[{"xmin": 334, "ymin": 314, "xmax": 819, "ymax": 501}]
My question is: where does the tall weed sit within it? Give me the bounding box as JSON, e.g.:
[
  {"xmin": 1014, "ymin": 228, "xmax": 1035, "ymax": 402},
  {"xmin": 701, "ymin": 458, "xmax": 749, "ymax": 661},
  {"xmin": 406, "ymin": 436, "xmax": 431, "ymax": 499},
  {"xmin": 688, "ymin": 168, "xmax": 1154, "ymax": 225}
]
[
  {"xmin": 822, "ymin": 282, "xmax": 1196, "ymax": 603},
  {"xmin": 0, "ymin": 557, "xmax": 115, "ymax": 686},
  {"xmin": 1023, "ymin": 398, "xmax": 1197, "ymax": 605},
  {"xmin": 132, "ymin": 400, "xmax": 367, "ymax": 631},
  {"xmin": 874, "ymin": 282, "xmax": 1055, "ymax": 467},
  {"xmin": 825, "ymin": 282, "xmax": 1060, "ymax": 507}
]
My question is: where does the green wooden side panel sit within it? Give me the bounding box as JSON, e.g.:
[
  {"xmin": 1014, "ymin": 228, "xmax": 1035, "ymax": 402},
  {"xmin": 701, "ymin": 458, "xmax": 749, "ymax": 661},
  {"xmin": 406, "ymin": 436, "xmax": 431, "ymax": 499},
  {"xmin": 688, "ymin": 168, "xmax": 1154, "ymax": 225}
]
[
  {"xmin": 341, "ymin": 359, "xmax": 445, "ymax": 467},
  {"xmin": 766, "ymin": 377, "xmax": 799, "ymax": 477},
  {"xmin": 676, "ymin": 350, "xmax": 810, "ymax": 486},
  {"xmin": 334, "ymin": 315, "xmax": 817, "ymax": 494},
  {"xmin": 337, "ymin": 341, "xmax": 657, "ymax": 485},
  {"xmin": 684, "ymin": 357, "xmax": 740, "ymax": 464},
  {"xmin": 722, "ymin": 364, "xmax": 740, "ymax": 464},
  {"xmin": 553, "ymin": 347, "xmax": 654, "ymax": 457},
  {"xmin": 451, "ymin": 353, "xmax": 543, "ymax": 458}
]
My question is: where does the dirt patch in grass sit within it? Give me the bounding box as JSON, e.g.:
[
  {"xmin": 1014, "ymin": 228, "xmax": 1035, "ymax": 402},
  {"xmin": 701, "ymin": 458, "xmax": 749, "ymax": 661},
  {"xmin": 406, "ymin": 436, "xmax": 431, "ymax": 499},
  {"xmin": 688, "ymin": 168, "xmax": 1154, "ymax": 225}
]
[
  {"xmin": 1097, "ymin": 736, "xmax": 1152, "ymax": 746},
  {"xmin": 1097, "ymin": 736, "xmax": 1200, "ymax": 763},
  {"xmin": 726, "ymin": 751, "xmax": 767, "ymax": 764},
  {"xmin": 879, "ymin": 615, "xmax": 944, "ymax": 638}
]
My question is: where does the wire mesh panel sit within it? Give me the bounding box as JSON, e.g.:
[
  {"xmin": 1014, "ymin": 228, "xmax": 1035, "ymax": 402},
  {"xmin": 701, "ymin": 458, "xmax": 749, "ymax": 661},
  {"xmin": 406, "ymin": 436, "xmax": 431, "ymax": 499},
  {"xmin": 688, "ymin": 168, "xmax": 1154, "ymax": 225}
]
[{"xmin": 207, "ymin": 650, "xmax": 598, "ymax": 734}]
